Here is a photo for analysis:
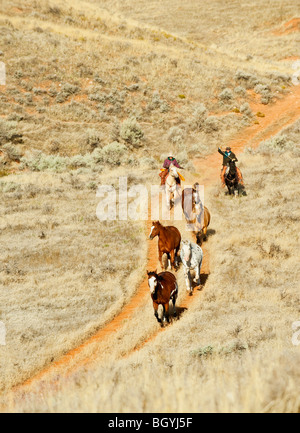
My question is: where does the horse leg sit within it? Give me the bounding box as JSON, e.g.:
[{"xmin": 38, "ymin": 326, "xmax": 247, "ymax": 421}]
[
  {"xmin": 172, "ymin": 284, "xmax": 178, "ymax": 317},
  {"xmin": 202, "ymin": 225, "xmax": 207, "ymax": 241},
  {"xmin": 165, "ymin": 189, "xmax": 171, "ymax": 210},
  {"xmin": 158, "ymin": 249, "xmax": 164, "ymax": 270},
  {"xmin": 170, "ymin": 249, "xmax": 176, "ymax": 269},
  {"xmin": 153, "ymin": 302, "xmax": 161, "ymax": 324},
  {"xmin": 175, "ymin": 246, "xmax": 180, "ymax": 268},
  {"xmin": 170, "ymin": 191, "xmax": 174, "ymax": 208},
  {"xmin": 193, "ymin": 262, "xmax": 201, "ymax": 285},
  {"xmin": 166, "ymin": 252, "xmax": 171, "ymax": 270},
  {"xmin": 163, "ymin": 303, "xmax": 170, "ymax": 324},
  {"xmin": 183, "ymin": 266, "xmax": 192, "ymax": 293},
  {"xmin": 172, "ymin": 296, "xmax": 177, "ymax": 317},
  {"xmin": 196, "ymin": 230, "xmax": 202, "ymax": 245}
]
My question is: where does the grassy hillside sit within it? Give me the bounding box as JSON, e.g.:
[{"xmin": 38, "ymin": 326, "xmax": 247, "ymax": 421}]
[
  {"xmin": 0, "ymin": 0, "xmax": 297, "ymax": 173},
  {"xmin": 0, "ymin": 167, "xmax": 149, "ymax": 390}
]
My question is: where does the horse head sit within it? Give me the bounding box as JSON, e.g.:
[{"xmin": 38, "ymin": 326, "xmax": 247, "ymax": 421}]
[
  {"xmin": 149, "ymin": 221, "xmax": 161, "ymax": 240},
  {"xmin": 192, "ymin": 183, "xmax": 203, "ymax": 210},
  {"xmin": 169, "ymin": 164, "xmax": 179, "ymax": 178},
  {"xmin": 147, "ymin": 270, "xmax": 158, "ymax": 294},
  {"xmin": 228, "ymin": 160, "xmax": 237, "ymax": 173},
  {"xmin": 181, "ymin": 239, "xmax": 192, "ymax": 262}
]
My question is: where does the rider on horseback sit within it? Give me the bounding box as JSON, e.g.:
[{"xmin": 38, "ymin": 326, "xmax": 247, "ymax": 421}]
[
  {"xmin": 159, "ymin": 151, "xmax": 184, "ymax": 186},
  {"xmin": 218, "ymin": 146, "xmax": 244, "ymax": 188}
]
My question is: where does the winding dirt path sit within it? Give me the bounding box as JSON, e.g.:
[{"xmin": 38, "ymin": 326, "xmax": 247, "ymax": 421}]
[{"xmin": 11, "ymin": 84, "xmax": 300, "ymax": 396}]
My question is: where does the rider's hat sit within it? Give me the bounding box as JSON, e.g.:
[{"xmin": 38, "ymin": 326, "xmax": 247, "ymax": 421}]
[
  {"xmin": 226, "ymin": 146, "xmax": 231, "ymax": 151},
  {"xmin": 168, "ymin": 150, "xmax": 174, "ymax": 157}
]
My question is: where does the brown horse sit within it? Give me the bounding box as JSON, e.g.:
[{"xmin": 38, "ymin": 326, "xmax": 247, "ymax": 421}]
[
  {"xmin": 149, "ymin": 221, "xmax": 181, "ymax": 270},
  {"xmin": 147, "ymin": 270, "xmax": 178, "ymax": 326},
  {"xmin": 182, "ymin": 183, "xmax": 211, "ymax": 244}
]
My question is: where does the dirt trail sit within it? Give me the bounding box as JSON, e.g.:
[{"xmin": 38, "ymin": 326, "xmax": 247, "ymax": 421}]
[{"xmin": 11, "ymin": 84, "xmax": 300, "ymax": 395}]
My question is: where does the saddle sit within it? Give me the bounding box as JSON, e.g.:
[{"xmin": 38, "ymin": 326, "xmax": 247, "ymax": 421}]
[{"xmin": 225, "ymin": 165, "xmax": 244, "ymax": 185}]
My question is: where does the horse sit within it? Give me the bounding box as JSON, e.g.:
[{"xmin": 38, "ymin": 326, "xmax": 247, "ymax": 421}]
[
  {"xmin": 180, "ymin": 240, "xmax": 203, "ymax": 295},
  {"xmin": 165, "ymin": 163, "xmax": 182, "ymax": 209},
  {"xmin": 149, "ymin": 221, "xmax": 181, "ymax": 270},
  {"xmin": 181, "ymin": 183, "xmax": 211, "ymax": 244},
  {"xmin": 224, "ymin": 160, "xmax": 244, "ymax": 196},
  {"xmin": 147, "ymin": 270, "xmax": 178, "ymax": 326}
]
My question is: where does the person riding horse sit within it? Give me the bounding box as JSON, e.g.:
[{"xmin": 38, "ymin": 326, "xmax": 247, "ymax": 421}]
[
  {"xmin": 159, "ymin": 152, "xmax": 184, "ymax": 186},
  {"xmin": 218, "ymin": 146, "xmax": 244, "ymax": 188}
]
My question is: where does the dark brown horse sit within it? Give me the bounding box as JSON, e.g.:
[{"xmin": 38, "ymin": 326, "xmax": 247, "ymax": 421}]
[
  {"xmin": 225, "ymin": 160, "xmax": 244, "ymax": 196},
  {"xmin": 149, "ymin": 221, "xmax": 181, "ymax": 270},
  {"xmin": 182, "ymin": 183, "xmax": 211, "ymax": 244},
  {"xmin": 147, "ymin": 270, "xmax": 178, "ymax": 326}
]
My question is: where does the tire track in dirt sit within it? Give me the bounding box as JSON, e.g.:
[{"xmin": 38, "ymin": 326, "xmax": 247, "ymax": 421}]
[{"xmin": 11, "ymin": 84, "xmax": 300, "ymax": 395}]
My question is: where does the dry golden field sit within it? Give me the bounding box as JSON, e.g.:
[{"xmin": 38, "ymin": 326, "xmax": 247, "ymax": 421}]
[{"xmin": 0, "ymin": 0, "xmax": 300, "ymax": 413}]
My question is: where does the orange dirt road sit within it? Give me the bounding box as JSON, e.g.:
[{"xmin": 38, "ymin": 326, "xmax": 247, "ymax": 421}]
[{"xmin": 11, "ymin": 84, "xmax": 300, "ymax": 395}]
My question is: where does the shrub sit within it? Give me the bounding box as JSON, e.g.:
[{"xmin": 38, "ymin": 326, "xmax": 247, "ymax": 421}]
[
  {"xmin": 204, "ymin": 116, "xmax": 220, "ymax": 133},
  {"xmin": 98, "ymin": 142, "xmax": 127, "ymax": 166},
  {"xmin": 2, "ymin": 143, "xmax": 22, "ymax": 161},
  {"xmin": 234, "ymin": 85, "xmax": 247, "ymax": 95},
  {"xmin": 120, "ymin": 118, "xmax": 144, "ymax": 147},
  {"xmin": 176, "ymin": 150, "xmax": 188, "ymax": 165},
  {"xmin": 56, "ymin": 92, "xmax": 69, "ymax": 103},
  {"xmin": 147, "ymin": 91, "xmax": 169, "ymax": 112},
  {"xmin": 167, "ymin": 126, "xmax": 185, "ymax": 144},
  {"xmin": 240, "ymin": 102, "xmax": 252, "ymax": 116},
  {"xmin": 69, "ymin": 153, "xmax": 95, "ymax": 169},
  {"xmin": 61, "ymin": 83, "xmax": 79, "ymax": 95},
  {"xmin": 48, "ymin": 85, "xmax": 58, "ymax": 97},
  {"xmin": 139, "ymin": 156, "xmax": 157, "ymax": 169},
  {"xmin": 85, "ymin": 128, "xmax": 102, "ymax": 150},
  {"xmin": 56, "ymin": 83, "xmax": 79, "ymax": 103},
  {"xmin": 235, "ymin": 70, "xmax": 259, "ymax": 89},
  {"xmin": 110, "ymin": 118, "xmax": 120, "ymax": 142},
  {"xmin": 189, "ymin": 142, "xmax": 210, "ymax": 157},
  {"xmin": 193, "ymin": 103, "xmax": 208, "ymax": 130},
  {"xmin": 21, "ymin": 152, "xmax": 68, "ymax": 172},
  {"xmin": 0, "ymin": 119, "xmax": 22, "ymax": 144},
  {"xmin": 259, "ymin": 135, "xmax": 293, "ymax": 153},
  {"xmin": 254, "ymin": 83, "xmax": 273, "ymax": 104},
  {"xmin": 219, "ymin": 88, "xmax": 233, "ymax": 101}
]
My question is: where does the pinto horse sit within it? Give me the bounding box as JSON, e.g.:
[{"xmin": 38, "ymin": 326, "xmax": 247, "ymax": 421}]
[
  {"xmin": 149, "ymin": 221, "xmax": 181, "ymax": 270},
  {"xmin": 165, "ymin": 164, "xmax": 182, "ymax": 209},
  {"xmin": 147, "ymin": 270, "xmax": 178, "ymax": 326},
  {"xmin": 181, "ymin": 184, "xmax": 210, "ymax": 244},
  {"xmin": 180, "ymin": 240, "xmax": 203, "ymax": 295}
]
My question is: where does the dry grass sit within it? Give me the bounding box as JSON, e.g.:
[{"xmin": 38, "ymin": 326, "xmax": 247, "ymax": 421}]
[{"xmin": 0, "ymin": 167, "xmax": 149, "ymax": 390}]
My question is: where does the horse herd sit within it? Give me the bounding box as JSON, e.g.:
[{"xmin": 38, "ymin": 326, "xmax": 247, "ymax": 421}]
[{"xmin": 147, "ymin": 170, "xmax": 211, "ymax": 327}]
